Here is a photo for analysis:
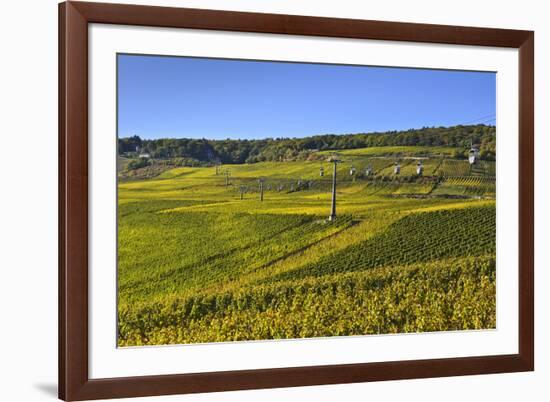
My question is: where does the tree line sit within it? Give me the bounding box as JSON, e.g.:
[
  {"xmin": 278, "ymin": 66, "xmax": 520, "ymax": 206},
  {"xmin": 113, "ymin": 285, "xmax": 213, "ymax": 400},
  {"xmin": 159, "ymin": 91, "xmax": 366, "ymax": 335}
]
[{"xmin": 119, "ymin": 124, "xmax": 496, "ymax": 165}]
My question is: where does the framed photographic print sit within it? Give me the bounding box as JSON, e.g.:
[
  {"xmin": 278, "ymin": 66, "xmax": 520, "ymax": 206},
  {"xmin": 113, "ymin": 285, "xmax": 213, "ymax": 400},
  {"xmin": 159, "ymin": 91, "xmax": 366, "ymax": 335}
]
[{"xmin": 59, "ymin": 1, "xmax": 534, "ymax": 400}]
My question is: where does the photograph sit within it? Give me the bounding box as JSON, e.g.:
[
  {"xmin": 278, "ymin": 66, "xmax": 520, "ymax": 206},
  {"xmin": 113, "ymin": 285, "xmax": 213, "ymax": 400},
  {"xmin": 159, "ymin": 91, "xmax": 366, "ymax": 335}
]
[{"xmin": 116, "ymin": 54, "xmax": 497, "ymax": 347}]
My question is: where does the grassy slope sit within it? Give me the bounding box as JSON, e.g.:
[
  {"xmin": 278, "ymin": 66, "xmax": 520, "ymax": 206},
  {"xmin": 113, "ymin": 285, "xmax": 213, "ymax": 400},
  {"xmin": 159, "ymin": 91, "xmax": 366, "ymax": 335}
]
[{"xmin": 117, "ymin": 146, "xmax": 496, "ymax": 346}]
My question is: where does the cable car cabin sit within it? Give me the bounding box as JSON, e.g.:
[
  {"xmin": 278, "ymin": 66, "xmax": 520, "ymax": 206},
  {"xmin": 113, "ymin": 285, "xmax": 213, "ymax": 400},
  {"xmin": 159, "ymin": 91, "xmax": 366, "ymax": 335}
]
[
  {"xmin": 416, "ymin": 161, "xmax": 424, "ymax": 176},
  {"xmin": 469, "ymin": 147, "xmax": 480, "ymax": 165},
  {"xmin": 394, "ymin": 163, "xmax": 401, "ymax": 175},
  {"xmin": 349, "ymin": 166, "xmax": 356, "ymax": 176},
  {"xmin": 365, "ymin": 166, "xmax": 373, "ymax": 176}
]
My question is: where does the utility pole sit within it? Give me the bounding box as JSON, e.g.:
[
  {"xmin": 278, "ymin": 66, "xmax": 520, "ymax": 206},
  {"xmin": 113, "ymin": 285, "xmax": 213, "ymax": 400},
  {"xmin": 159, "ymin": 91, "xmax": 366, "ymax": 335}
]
[
  {"xmin": 225, "ymin": 170, "xmax": 231, "ymax": 187},
  {"xmin": 258, "ymin": 178, "xmax": 265, "ymax": 201},
  {"xmin": 328, "ymin": 157, "xmax": 341, "ymax": 221}
]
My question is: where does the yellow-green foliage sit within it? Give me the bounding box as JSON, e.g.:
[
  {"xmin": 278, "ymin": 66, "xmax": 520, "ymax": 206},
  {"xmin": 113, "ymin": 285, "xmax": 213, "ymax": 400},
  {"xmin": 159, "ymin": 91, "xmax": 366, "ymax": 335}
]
[
  {"xmin": 273, "ymin": 206, "xmax": 495, "ymax": 281},
  {"xmin": 118, "ymin": 149, "xmax": 496, "ymax": 346},
  {"xmin": 118, "ymin": 256, "xmax": 496, "ymax": 346},
  {"xmin": 119, "ymin": 207, "xmax": 352, "ymax": 302},
  {"xmin": 433, "ymin": 177, "xmax": 496, "ymax": 197}
]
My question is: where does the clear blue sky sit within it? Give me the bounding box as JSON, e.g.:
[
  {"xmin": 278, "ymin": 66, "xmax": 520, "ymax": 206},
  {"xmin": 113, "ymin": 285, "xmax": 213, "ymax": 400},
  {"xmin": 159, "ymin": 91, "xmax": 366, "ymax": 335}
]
[{"xmin": 118, "ymin": 54, "xmax": 496, "ymax": 140}]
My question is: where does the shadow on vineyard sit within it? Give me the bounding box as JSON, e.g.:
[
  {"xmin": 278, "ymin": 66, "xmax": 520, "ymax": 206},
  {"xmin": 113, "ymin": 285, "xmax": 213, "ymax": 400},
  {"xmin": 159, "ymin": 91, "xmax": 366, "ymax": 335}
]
[
  {"xmin": 117, "ymin": 144, "xmax": 497, "ymax": 346},
  {"xmin": 271, "ymin": 206, "xmax": 495, "ymax": 281}
]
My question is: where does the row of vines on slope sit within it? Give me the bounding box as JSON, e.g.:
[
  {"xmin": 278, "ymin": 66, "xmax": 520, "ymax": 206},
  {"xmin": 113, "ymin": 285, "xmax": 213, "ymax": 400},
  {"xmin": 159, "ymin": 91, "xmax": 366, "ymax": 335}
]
[{"xmin": 118, "ymin": 256, "xmax": 495, "ymax": 346}]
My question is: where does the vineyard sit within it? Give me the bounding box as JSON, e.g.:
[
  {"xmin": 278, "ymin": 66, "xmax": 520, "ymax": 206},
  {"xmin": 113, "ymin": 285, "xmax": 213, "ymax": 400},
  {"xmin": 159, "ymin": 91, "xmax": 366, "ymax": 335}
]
[
  {"xmin": 433, "ymin": 176, "xmax": 496, "ymax": 197},
  {"xmin": 118, "ymin": 145, "xmax": 497, "ymax": 346},
  {"xmin": 272, "ymin": 206, "xmax": 495, "ymax": 281},
  {"xmin": 118, "ymin": 256, "xmax": 496, "ymax": 345}
]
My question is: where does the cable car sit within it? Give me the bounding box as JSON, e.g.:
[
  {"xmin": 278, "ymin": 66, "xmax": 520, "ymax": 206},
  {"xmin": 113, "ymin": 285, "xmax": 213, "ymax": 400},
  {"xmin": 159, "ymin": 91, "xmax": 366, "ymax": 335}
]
[
  {"xmin": 365, "ymin": 165, "xmax": 373, "ymax": 176},
  {"xmin": 469, "ymin": 147, "xmax": 480, "ymax": 165},
  {"xmin": 394, "ymin": 162, "xmax": 401, "ymax": 175},
  {"xmin": 416, "ymin": 161, "xmax": 424, "ymax": 176},
  {"xmin": 349, "ymin": 165, "xmax": 356, "ymax": 176}
]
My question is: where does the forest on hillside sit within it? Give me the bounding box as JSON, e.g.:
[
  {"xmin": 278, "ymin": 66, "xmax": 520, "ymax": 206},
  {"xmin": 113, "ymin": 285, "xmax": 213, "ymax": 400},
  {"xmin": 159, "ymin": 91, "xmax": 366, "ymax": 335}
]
[{"xmin": 118, "ymin": 124, "xmax": 496, "ymax": 165}]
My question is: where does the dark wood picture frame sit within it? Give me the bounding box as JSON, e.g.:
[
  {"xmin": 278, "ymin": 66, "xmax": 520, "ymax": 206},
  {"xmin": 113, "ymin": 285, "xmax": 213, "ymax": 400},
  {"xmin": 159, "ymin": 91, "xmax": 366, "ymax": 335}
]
[{"xmin": 59, "ymin": 1, "xmax": 534, "ymax": 400}]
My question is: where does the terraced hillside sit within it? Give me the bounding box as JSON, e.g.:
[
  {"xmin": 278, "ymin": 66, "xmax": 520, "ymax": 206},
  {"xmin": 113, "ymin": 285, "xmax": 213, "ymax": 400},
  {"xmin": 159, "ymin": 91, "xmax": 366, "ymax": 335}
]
[{"xmin": 117, "ymin": 145, "xmax": 496, "ymax": 346}]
